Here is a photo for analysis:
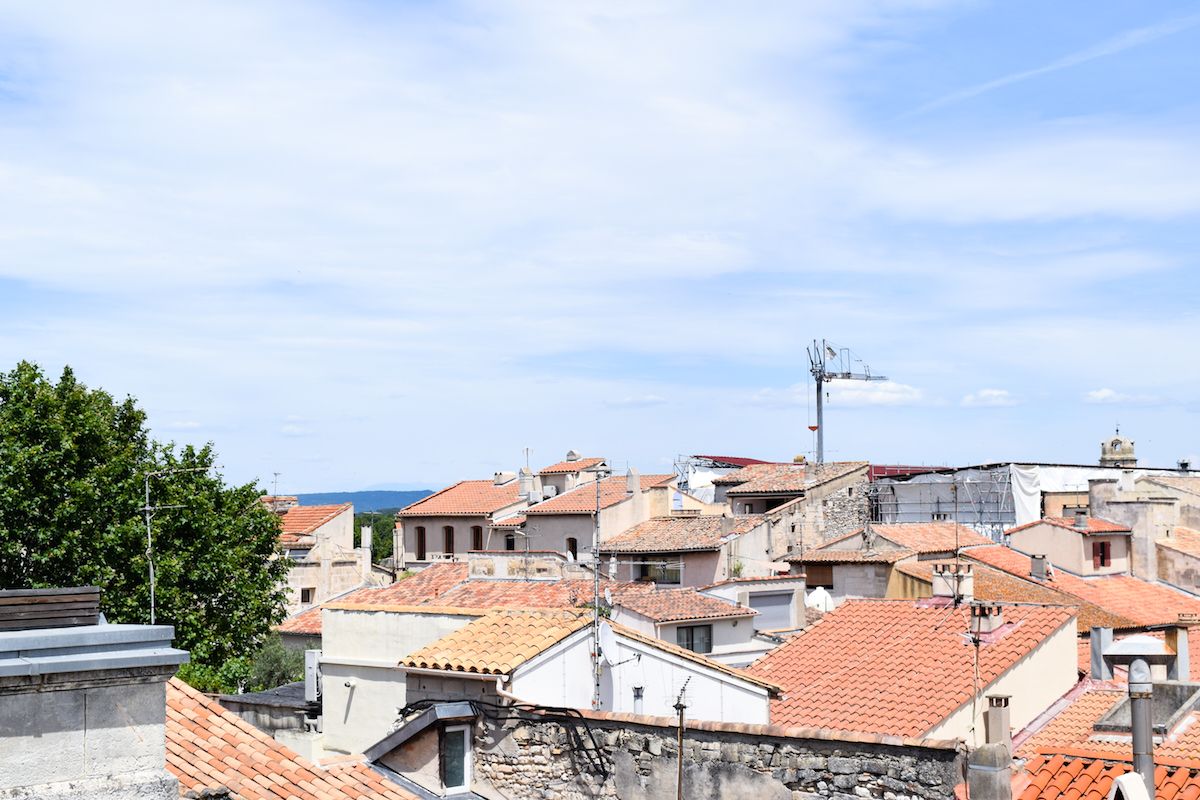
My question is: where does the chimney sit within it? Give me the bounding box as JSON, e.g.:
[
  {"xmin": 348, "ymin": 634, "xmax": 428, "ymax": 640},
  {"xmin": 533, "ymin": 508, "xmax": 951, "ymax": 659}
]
[
  {"xmin": 932, "ymin": 562, "xmax": 973, "ymax": 603},
  {"xmin": 967, "ymin": 743, "xmax": 1012, "ymax": 800},
  {"xmin": 1179, "ymin": 459, "xmax": 1192, "ymax": 471},
  {"xmin": 566, "ymin": 449, "xmax": 581, "ymax": 462},
  {"xmin": 1167, "ymin": 625, "xmax": 1191, "ymax": 681},
  {"xmin": 985, "ymin": 695, "xmax": 1012, "ymax": 752},
  {"xmin": 1090, "ymin": 627, "xmax": 1114, "ymax": 680},
  {"xmin": 1073, "ymin": 511, "xmax": 1088, "ymax": 530},
  {"xmin": 1118, "ymin": 470, "xmax": 1135, "ymax": 494},
  {"xmin": 1030, "ymin": 554, "xmax": 1049, "ymax": 581},
  {"xmin": 518, "ymin": 467, "xmax": 536, "ymax": 500},
  {"xmin": 627, "ymin": 468, "xmax": 640, "ymax": 496},
  {"xmin": 360, "ymin": 525, "xmax": 372, "ymax": 581},
  {"xmin": 494, "ymin": 471, "xmax": 517, "ymax": 486},
  {"xmin": 970, "ymin": 602, "xmax": 1004, "ymax": 635}
]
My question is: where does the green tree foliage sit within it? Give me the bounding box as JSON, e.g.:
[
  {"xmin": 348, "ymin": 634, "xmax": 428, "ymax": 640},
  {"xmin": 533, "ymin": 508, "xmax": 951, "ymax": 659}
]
[
  {"xmin": 0, "ymin": 361, "xmax": 290, "ymax": 678},
  {"xmin": 354, "ymin": 510, "xmax": 398, "ymax": 560}
]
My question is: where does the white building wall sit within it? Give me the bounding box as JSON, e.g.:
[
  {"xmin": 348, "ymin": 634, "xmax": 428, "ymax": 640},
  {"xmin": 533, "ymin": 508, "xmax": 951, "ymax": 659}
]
[
  {"xmin": 320, "ymin": 609, "xmax": 476, "ymax": 755},
  {"xmin": 510, "ymin": 629, "xmax": 771, "ymax": 725}
]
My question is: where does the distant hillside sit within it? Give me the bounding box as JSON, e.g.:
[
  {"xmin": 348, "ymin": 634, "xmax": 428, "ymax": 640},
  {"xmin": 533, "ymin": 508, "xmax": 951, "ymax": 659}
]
[{"xmin": 294, "ymin": 490, "xmax": 433, "ymax": 513}]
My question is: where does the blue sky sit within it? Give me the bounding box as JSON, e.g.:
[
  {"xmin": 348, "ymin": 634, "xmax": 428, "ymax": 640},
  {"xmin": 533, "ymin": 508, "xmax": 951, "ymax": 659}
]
[{"xmin": 0, "ymin": 1, "xmax": 1197, "ymax": 491}]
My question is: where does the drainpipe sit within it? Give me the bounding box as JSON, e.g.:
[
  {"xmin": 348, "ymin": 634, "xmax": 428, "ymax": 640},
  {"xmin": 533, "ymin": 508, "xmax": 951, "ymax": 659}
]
[{"xmin": 1128, "ymin": 655, "xmax": 1155, "ymax": 797}]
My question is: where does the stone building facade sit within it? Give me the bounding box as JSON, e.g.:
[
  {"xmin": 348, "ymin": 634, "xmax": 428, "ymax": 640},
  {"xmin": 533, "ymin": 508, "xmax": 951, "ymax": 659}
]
[{"xmin": 472, "ymin": 710, "xmax": 963, "ymax": 800}]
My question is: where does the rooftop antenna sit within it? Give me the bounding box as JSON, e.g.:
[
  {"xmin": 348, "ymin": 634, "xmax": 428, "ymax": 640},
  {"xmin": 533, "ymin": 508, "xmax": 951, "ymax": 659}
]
[
  {"xmin": 523, "ymin": 447, "xmax": 531, "ymax": 471},
  {"xmin": 141, "ymin": 466, "xmax": 208, "ymax": 624},
  {"xmin": 806, "ymin": 339, "xmax": 888, "ymax": 464},
  {"xmin": 272, "ymin": 472, "xmax": 281, "ymax": 496}
]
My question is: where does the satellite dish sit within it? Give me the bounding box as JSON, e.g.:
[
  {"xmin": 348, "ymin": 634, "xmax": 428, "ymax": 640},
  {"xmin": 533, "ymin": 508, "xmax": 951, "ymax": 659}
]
[
  {"xmin": 598, "ymin": 621, "xmax": 619, "ymax": 666},
  {"xmin": 604, "ymin": 587, "xmax": 613, "ymax": 606},
  {"xmin": 806, "ymin": 586, "xmax": 834, "ymax": 613}
]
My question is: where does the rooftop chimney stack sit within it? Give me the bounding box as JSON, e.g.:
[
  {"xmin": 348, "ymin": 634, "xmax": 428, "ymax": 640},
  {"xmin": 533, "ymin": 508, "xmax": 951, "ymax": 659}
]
[
  {"xmin": 494, "ymin": 470, "xmax": 517, "ymax": 486},
  {"xmin": 1180, "ymin": 459, "xmax": 1192, "ymax": 471},
  {"xmin": 1074, "ymin": 511, "xmax": 1088, "ymax": 530},
  {"xmin": 932, "ymin": 562, "xmax": 974, "ymax": 603},
  {"xmin": 1167, "ymin": 624, "xmax": 1191, "ymax": 681},
  {"xmin": 1030, "ymin": 554, "xmax": 1049, "ymax": 581},
  {"xmin": 967, "ymin": 743, "xmax": 1013, "ymax": 800},
  {"xmin": 518, "ymin": 467, "xmax": 536, "ymax": 501},
  {"xmin": 627, "ymin": 468, "xmax": 639, "ymax": 496},
  {"xmin": 985, "ymin": 695, "xmax": 1013, "ymax": 752},
  {"xmin": 1090, "ymin": 627, "xmax": 1114, "ymax": 680},
  {"xmin": 970, "ymin": 602, "xmax": 1004, "ymax": 636}
]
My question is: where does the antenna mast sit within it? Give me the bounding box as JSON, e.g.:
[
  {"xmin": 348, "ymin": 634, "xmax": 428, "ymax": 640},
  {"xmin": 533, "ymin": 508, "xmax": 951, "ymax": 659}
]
[{"xmin": 806, "ymin": 339, "xmax": 888, "ymax": 464}]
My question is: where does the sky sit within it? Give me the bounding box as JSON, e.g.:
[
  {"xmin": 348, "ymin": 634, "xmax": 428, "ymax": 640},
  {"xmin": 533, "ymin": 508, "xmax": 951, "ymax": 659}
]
[{"xmin": 0, "ymin": 1, "xmax": 1197, "ymax": 492}]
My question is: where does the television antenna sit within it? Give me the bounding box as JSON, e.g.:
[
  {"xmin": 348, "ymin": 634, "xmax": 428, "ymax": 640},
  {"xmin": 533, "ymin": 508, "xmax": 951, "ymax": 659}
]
[
  {"xmin": 806, "ymin": 339, "xmax": 888, "ymax": 463},
  {"xmin": 141, "ymin": 466, "xmax": 209, "ymax": 624}
]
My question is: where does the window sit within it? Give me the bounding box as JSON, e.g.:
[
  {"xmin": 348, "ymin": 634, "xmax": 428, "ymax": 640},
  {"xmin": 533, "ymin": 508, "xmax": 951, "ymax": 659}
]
[
  {"xmin": 744, "ymin": 503, "xmax": 754, "ymax": 514},
  {"xmin": 805, "ymin": 564, "xmax": 833, "ymax": 589},
  {"xmin": 1092, "ymin": 540, "xmax": 1112, "ymax": 569},
  {"xmin": 287, "ymin": 548, "xmax": 311, "ymax": 561},
  {"xmin": 632, "ymin": 686, "xmax": 644, "ymax": 715},
  {"xmin": 931, "ymin": 512, "xmax": 950, "ymax": 521},
  {"xmin": 441, "ymin": 724, "xmax": 471, "ymax": 793},
  {"xmin": 415, "ymin": 527, "xmax": 426, "ymax": 561},
  {"xmin": 676, "ymin": 624, "xmax": 713, "ymax": 654},
  {"xmin": 300, "ymin": 588, "xmax": 314, "ymax": 605},
  {"xmin": 443, "ymin": 526, "xmax": 455, "ymax": 555},
  {"xmin": 504, "ymin": 533, "xmax": 516, "ymax": 551},
  {"xmin": 638, "ymin": 562, "xmax": 681, "ymax": 585},
  {"xmin": 566, "ymin": 537, "xmax": 578, "ymax": 559},
  {"xmin": 471, "ymin": 526, "xmax": 483, "ymax": 551}
]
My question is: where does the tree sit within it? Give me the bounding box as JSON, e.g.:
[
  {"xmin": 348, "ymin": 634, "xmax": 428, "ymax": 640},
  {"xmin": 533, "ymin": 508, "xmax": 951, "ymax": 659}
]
[
  {"xmin": 354, "ymin": 510, "xmax": 398, "ymax": 561},
  {"xmin": 0, "ymin": 361, "xmax": 289, "ymax": 676}
]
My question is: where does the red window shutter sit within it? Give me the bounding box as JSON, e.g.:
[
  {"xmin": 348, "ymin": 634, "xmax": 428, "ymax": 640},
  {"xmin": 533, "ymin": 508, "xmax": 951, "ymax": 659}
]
[{"xmin": 1093, "ymin": 542, "xmax": 1102, "ymax": 570}]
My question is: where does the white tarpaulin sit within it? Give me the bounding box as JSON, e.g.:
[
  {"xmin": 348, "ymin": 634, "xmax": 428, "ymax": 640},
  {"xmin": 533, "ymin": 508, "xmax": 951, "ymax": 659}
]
[{"xmin": 1009, "ymin": 464, "xmax": 1148, "ymax": 526}]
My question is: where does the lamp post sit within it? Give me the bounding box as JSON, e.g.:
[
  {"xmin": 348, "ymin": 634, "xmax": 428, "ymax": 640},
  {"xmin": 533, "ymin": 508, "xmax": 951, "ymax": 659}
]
[{"xmin": 586, "ymin": 461, "xmax": 611, "ymax": 710}]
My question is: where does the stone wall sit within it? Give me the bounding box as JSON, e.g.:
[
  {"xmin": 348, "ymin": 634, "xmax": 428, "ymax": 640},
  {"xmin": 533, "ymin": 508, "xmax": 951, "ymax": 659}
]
[{"xmin": 473, "ymin": 711, "xmax": 962, "ymax": 800}]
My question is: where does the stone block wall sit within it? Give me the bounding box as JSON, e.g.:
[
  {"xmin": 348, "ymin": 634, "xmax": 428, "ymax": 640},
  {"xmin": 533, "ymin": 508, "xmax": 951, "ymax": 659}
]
[{"xmin": 472, "ymin": 712, "xmax": 962, "ymax": 800}]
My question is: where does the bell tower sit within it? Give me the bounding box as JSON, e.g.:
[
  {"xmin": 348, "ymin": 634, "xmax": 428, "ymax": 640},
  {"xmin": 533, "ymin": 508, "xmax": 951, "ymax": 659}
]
[{"xmin": 1100, "ymin": 426, "xmax": 1137, "ymax": 468}]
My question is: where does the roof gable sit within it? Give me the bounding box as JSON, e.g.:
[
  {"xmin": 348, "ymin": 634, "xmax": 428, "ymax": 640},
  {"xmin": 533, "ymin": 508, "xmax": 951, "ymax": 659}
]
[
  {"xmin": 524, "ymin": 473, "xmax": 675, "ymax": 515},
  {"xmin": 397, "ymin": 479, "xmax": 523, "ymax": 517}
]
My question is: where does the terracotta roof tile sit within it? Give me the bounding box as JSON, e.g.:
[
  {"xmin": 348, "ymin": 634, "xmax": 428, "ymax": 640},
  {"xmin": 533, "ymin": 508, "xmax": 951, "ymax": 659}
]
[
  {"xmin": 715, "ymin": 461, "xmax": 868, "ymax": 494},
  {"xmin": 791, "ymin": 548, "xmax": 914, "ymax": 564},
  {"xmin": 539, "ymin": 456, "xmax": 606, "ymax": 475},
  {"xmin": 964, "ymin": 546, "xmax": 1200, "ymax": 628},
  {"xmin": 1159, "ymin": 528, "xmax": 1200, "ymax": 559},
  {"xmin": 402, "ymin": 609, "xmax": 591, "ymax": 674},
  {"xmin": 1007, "ymin": 517, "xmax": 1132, "ymax": 537},
  {"xmin": 1018, "ymin": 754, "xmax": 1200, "ymax": 800},
  {"xmin": 601, "ymin": 515, "xmax": 766, "ymax": 553},
  {"xmin": 744, "ymin": 599, "xmax": 1076, "ymax": 737},
  {"xmin": 278, "ymin": 563, "xmax": 646, "ymax": 636},
  {"xmin": 166, "ymin": 678, "xmax": 416, "ymax": 800},
  {"xmin": 896, "ymin": 561, "xmax": 1132, "ymax": 632},
  {"xmin": 525, "ymin": 474, "xmax": 675, "ymax": 515},
  {"xmin": 396, "ymin": 479, "xmax": 523, "ymax": 518},
  {"xmin": 276, "ymin": 504, "xmax": 352, "ymax": 546},
  {"xmin": 850, "ymin": 522, "xmax": 994, "ymax": 553},
  {"xmin": 612, "ymin": 588, "xmax": 756, "ymax": 623}
]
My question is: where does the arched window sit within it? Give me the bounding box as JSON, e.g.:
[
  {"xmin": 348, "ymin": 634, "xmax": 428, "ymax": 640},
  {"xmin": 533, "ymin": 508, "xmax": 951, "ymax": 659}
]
[
  {"xmin": 504, "ymin": 533, "xmax": 516, "ymax": 551},
  {"xmin": 415, "ymin": 527, "xmax": 426, "ymax": 561},
  {"xmin": 471, "ymin": 526, "xmax": 484, "ymax": 551},
  {"xmin": 566, "ymin": 537, "xmax": 578, "ymax": 559},
  {"xmin": 443, "ymin": 526, "xmax": 455, "ymax": 555}
]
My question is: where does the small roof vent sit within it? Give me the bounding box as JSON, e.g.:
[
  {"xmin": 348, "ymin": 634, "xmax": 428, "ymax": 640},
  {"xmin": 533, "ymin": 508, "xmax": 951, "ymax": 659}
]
[
  {"xmin": 565, "ymin": 449, "xmax": 581, "ymax": 462},
  {"xmin": 494, "ymin": 471, "xmax": 517, "ymax": 486},
  {"xmin": 970, "ymin": 602, "xmax": 1004, "ymax": 635}
]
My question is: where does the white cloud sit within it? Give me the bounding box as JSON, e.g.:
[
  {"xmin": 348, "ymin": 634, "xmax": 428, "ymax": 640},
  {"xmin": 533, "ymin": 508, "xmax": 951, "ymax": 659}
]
[
  {"xmin": 828, "ymin": 381, "xmax": 926, "ymax": 407},
  {"xmin": 1084, "ymin": 388, "xmax": 1165, "ymax": 406},
  {"xmin": 961, "ymin": 389, "xmax": 1018, "ymax": 408}
]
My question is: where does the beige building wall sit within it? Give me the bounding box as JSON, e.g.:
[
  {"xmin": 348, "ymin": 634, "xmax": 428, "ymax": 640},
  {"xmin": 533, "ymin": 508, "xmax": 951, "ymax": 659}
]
[
  {"xmin": 925, "ymin": 616, "xmax": 1078, "ymax": 743},
  {"xmin": 283, "ymin": 507, "xmax": 371, "ymax": 614},
  {"xmin": 1008, "ymin": 524, "xmax": 1129, "ymax": 576},
  {"xmin": 1158, "ymin": 545, "xmax": 1200, "ymax": 593},
  {"xmin": 1090, "ymin": 479, "xmax": 1183, "ymax": 578}
]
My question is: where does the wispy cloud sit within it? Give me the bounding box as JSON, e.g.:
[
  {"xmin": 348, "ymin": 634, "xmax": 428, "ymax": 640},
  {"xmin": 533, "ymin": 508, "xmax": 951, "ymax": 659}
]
[
  {"xmin": 906, "ymin": 12, "xmax": 1200, "ymax": 117},
  {"xmin": 1084, "ymin": 388, "xmax": 1165, "ymax": 406},
  {"xmin": 961, "ymin": 389, "xmax": 1018, "ymax": 408}
]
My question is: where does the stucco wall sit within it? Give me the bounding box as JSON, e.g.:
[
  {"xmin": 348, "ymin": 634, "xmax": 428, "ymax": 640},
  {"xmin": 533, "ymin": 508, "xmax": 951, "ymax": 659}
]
[
  {"xmin": 1090, "ymin": 480, "xmax": 1179, "ymax": 578},
  {"xmin": 830, "ymin": 563, "xmax": 893, "ymax": 604},
  {"xmin": 1159, "ymin": 545, "xmax": 1200, "ymax": 593},
  {"xmin": 925, "ymin": 616, "xmax": 1078, "ymax": 742},
  {"xmin": 399, "ymin": 514, "xmax": 502, "ymax": 563},
  {"xmin": 320, "ymin": 608, "xmax": 476, "ymax": 754}
]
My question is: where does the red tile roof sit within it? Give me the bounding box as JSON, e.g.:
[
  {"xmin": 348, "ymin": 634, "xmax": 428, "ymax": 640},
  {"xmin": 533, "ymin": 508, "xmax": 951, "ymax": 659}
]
[
  {"xmin": 1007, "ymin": 516, "xmax": 1132, "ymax": 536},
  {"xmin": 791, "ymin": 548, "xmax": 914, "ymax": 564},
  {"xmin": 524, "ymin": 473, "xmax": 675, "ymax": 515},
  {"xmin": 859, "ymin": 522, "xmax": 994, "ymax": 553},
  {"xmin": 896, "ymin": 560, "xmax": 1132, "ymax": 632},
  {"xmin": 1159, "ymin": 528, "xmax": 1200, "ymax": 559},
  {"xmin": 277, "ymin": 503, "xmax": 352, "ymax": 545},
  {"xmin": 166, "ymin": 678, "xmax": 416, "ymax": 800},
  {"xmin": 277, "ymin": 562, "xmax": 649, "ymax": 636},
  {"xmin": 490, "ymin": 515, "xmax": 526, "ymax": 528},
  {"xmin": 1018, "ymin": 674, "xmax": 1200, "ymax": 764},
  {"xmin": 745, "ymin": 599, "xmax": 1076, "ymax": 737},
  {"xmin": 1018, "ymin": 754, "xmax": 1200, "ymax": 800},
  {"xmin": 963, "ymin": 546, "xmax": 1200, "ymax": 628},
  {"xmin": 397, "ymin": 479, "xmax": 523, "ymax": 518},
  {"xmin": 539, "ymin": 456, "xmax": 606, "ymax": 475},
  {"xmin": 612, "ymin": 588, "xmax": 756, "ymax": 623},
  {"xmin": 600, "ymin": 515, "xmax": 766, "ymax": 553},
  {"xmin": 718, "ymin": 461, "xmax": 869, "ymax": 495},
  {"xmin": 402, "ymin": 609, "xmax": 592, "ymax": 675}
]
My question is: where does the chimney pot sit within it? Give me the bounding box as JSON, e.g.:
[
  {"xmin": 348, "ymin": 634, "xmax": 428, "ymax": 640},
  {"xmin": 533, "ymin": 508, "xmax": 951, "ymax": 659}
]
[
  {"xmin": 970, "ymin": 602, "xmax": 1004, "ymax": 635},
  {"xmin": 985, "ymin": 695, "xmax": 1012, "ymax": 751},
  {"xmin": 1074, "ymin": 511, "xmax": 1088, "ymax": 530},
  {"xmin": 1030, "ymin": 554, "xmax": 1049, "ymax": 581}
]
